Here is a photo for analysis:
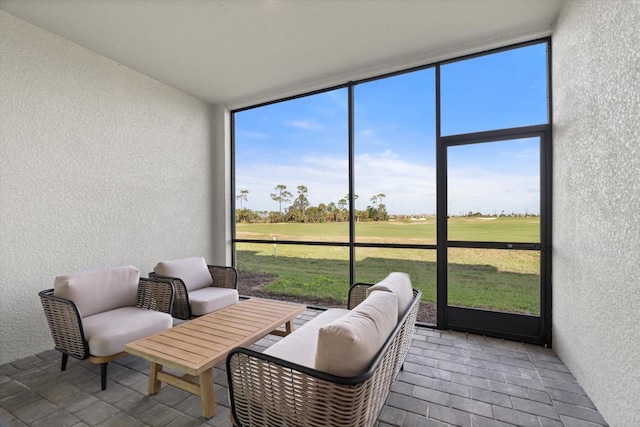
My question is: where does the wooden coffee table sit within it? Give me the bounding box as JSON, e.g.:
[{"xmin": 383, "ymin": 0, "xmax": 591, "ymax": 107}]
[{"xmin": 125, "ymin": 298, "xmax": 306, "ymax": 418}]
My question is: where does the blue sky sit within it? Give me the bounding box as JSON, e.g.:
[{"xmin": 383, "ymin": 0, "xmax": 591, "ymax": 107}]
[{"xmin": 235, "ymin": 42, "xmax": 548, "ymax": 215}]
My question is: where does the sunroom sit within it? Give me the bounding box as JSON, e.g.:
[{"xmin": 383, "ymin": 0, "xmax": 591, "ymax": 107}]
[{"xmin": 1, "ymin": 1, "xmax": 637, "ymax": 426}]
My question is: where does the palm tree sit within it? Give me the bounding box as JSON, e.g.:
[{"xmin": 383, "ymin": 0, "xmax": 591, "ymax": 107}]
[
  {"xmin": 344, "ymin": 193, "xmax": 359, "ymax": 208},
  {"xmin": 236, "ymin": 189, "xmax": 249, "ymax": 209},
  {"xmin": 270, "ymin": 184, "xmax": 293, "ymax": 213},
  {"xmin": 295, "ymin": 185, "xmax": 309, "ymax": 215}
]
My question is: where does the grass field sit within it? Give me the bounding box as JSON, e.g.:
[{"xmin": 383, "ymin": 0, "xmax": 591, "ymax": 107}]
[{"xmin": 235, "ymin": 216, "xmax": 541, "ymax": 316}]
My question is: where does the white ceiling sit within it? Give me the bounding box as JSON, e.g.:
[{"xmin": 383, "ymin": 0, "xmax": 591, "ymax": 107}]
[{"xmin": 1, "ymin": 0, "xmax": 563, "ymax": 109}]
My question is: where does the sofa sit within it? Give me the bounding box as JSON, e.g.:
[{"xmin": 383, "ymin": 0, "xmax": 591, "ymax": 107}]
[
  {"xmin": 151, "ymin": 256, "xmax": 239, "ymax": 320},
  {"xmin": 39, "ymin": 265, "xmax": 174, "ymax": 390},
  {"xmin": 226, "ymin": 272, "xmax": 421, "ymax": 427}
]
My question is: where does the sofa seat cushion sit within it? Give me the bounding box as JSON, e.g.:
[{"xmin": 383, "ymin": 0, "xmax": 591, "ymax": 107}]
[
  {"xmin": 154, "ymin": 257, "xmax": 212, "ymax": 292},
  {"xmin": 263, "ymin": 308, "xmax": 349, "ymax": 368},
  {"xmin": 189, "ymin": 287, "xmax": 239, "ymax": 316},
  {"xmin": 54, "ymin": 266, "xmax": 140, "ymax": 317},
  {"xmin": 315, "ymin": 291, "xmax": 398, "ymax": 377},
  {"xmin": 366, "ymin": 272, "xmax": 413, "ymax": 321},
  {"xmin": 82, "ymin": 307, "xmax": 173, "ymax": 357}
]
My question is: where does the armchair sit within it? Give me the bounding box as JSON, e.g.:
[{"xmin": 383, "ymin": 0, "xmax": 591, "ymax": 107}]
[
  {"xmin": 39, "ymin": 265, "xmax": 174, "ymax": 390},
  {"xmin": 151, "ymin": 256, "xmax": 238, "ymax": 320}
]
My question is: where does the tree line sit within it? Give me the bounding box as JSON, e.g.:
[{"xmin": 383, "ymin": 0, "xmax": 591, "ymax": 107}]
[{"xmin": 235, "ymin": 184, "xmax": 388, "ymax": 223}]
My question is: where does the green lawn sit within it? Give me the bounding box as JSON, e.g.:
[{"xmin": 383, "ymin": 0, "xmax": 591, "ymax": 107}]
[
  {"xmin": 237, "ymin": 216, "xmax": 539, "ymax": 243},
  {"xmin": 235, "ymin": 217, "xmax": 541, "ymax": 316}
]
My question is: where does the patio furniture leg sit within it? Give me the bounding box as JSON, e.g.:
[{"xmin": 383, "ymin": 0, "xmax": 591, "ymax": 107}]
[
  {"xmin": 61, "ymin": 353, "xmax": 68, "ymax": 371},
  {"xmin": 149, "ymin": 362, "xmax": 162, "ymax": 394},
  {"xmin": 199, "ymin": 369, "xmax": 215, "ymax": 418},
  {"xmin": 100, "ymin": 362, "xmax": 108, "ymax": 391}
]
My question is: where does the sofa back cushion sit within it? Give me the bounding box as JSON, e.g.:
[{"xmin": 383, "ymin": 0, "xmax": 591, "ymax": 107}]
[
  {"xmin": 54, "ymin": 265, "xmax": 140, "ymax": 318},
  {"xmin": 154, "ymin": 257, "xmax": 212, "ymax": 291},
  {"xmin": 366, "ymin": 272, "xmax": 413, "ymax": 321},
  {"xmin": 315, "ymin": 291, "xmax": 398, "ymax": 377}
]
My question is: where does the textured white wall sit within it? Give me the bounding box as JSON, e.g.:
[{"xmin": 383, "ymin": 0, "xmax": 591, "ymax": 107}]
[
  {"xmin": 552, "ymin": 1, "xmax": 640, "ymax": 425},
  {"xmin": 0, "ymin": 11, "xmax": 225, "ymax": 364}
]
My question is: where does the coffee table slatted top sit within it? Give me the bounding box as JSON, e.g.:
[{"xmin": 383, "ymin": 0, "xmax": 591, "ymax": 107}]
[{"xmin": 125, "ymin": 298, "xmax": 306, "ymax": 376}]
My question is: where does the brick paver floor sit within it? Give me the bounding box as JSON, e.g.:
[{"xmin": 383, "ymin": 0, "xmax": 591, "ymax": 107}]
[{"xmin": 0, "ymin": 308, "xmax": 608, "ymax": 426}]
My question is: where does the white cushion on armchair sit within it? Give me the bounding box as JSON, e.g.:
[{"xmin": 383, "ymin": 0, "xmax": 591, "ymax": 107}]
[
  {"xmin": 189, "ymin": 287, "xmax": 239, "ymax": 316},
  {"xmin": 154, "ymin": 256, "xmax": 213, "ymax": 291},
  {"xmin": 82, "ymin": 307, "xmax": 172, "ymax": 356},
  {"xmin": 53, "ymin": 265, "xmax": 140, "ymax": 317}
]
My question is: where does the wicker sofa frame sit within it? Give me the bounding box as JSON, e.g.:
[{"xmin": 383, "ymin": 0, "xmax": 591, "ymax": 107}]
[
  {"xmin": 39, "ymin": 277, "xmax": 174, "ymax": 390},
  {"xmin": 226, "ymin": 283, "xmax": 422, "ymax": 427},
  {"xmin": 151, "ymin": 264, "xmax": 237, "ymax": 320}
]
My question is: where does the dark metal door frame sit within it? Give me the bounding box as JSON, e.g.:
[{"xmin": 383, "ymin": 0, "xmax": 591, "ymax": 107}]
[{"xmin": 436, "ymin": 126, "xmax": 552, "ymax": 346}]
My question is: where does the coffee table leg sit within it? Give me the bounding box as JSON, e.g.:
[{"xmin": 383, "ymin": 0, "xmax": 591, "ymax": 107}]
[
  {"xmin": 199, "ymin": 369, "xmax": 215, "ymax": 418},
  {"xmin": 285, "ymin": 319, "xmax": 294, "ymax": 335},
  {"xmin": 149, "ymin": 362, "xmax": 162, "ymax": 394}
]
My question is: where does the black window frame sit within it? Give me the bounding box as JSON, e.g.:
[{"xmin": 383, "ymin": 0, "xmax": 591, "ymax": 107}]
[{"xmin": 231, "ymin": 37, "xmax": 552, "ymax": 346}]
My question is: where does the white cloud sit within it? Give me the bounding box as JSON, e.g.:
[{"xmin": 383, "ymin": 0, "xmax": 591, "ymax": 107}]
[
  {"xmin": 354, "ymin": 151, "xmax": 436, "ymax": 214},
  {"xmin": 379, "ymin": 149, "xmax": 398, "ymax": 159},
  {"xmin": 509, "ymin": 147, "xmax": 538, "ymax": 159},
  {"xmin": 286, "ymin": 119, "xmax": 324, "ymax": 131},
  {"xmin": 448, "ymin": 166, "xmax": 539, "ymax": 215}
]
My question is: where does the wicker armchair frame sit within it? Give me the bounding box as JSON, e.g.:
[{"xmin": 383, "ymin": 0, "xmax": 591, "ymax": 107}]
[
  {"xmin": 227, "ymin": 283, "xmax": 422, "ymax": 427},
  {"xmin": 151, "ymin": 264, "xmax": 238, "ymax": 320},
  {"xmin": 39, "ymin": 277, "xmax": 174, "ymax": 390}
]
